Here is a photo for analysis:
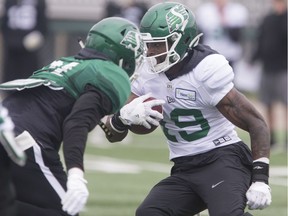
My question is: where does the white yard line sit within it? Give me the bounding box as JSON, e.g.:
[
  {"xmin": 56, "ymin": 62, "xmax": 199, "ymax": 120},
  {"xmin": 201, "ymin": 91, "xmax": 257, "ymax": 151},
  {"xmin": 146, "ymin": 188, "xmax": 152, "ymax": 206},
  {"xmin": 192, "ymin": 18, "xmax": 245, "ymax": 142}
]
[{"xmin": 85, "ymin": 155, "xmax": 170, "ymax": 174}]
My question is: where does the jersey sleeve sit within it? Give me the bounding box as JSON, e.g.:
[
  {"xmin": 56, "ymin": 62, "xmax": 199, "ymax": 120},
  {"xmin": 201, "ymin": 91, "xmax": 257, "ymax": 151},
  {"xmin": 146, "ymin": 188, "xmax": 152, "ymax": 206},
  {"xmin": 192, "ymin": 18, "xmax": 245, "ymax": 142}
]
[
  {"xmin": 63, "ymin": 86, "xmax": 113, "ymax": 170},
  {"xmin": 194, "ymin": 54, "xmax": 234, "ymax": 106}
]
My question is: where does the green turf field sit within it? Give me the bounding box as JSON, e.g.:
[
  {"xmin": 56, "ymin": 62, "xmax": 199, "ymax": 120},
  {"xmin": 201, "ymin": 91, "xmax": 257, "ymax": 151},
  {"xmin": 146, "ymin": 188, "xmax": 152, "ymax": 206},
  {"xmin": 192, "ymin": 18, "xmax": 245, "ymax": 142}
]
[{"xmin": 82, "ymin": 127, "xmax": 287, "ymax": 216}]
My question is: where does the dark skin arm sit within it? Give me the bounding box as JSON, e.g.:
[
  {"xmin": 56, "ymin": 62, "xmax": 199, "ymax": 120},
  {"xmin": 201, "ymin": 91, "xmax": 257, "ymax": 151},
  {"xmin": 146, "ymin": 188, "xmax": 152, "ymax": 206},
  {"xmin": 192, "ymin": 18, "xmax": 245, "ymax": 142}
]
[{"xmin": 216, "ymin": 87, "xmax": 270, "ymax": 160}]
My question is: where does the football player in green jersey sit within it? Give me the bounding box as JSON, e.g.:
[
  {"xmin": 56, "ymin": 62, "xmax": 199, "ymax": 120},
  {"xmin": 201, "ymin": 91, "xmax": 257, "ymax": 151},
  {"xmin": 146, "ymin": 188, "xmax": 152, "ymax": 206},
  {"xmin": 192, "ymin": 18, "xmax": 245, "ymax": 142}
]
[
  {"xmin": 0, "ymin": 17, "xmax": 163, "ymax": 216},
  {"xmin": 104, "ymin": 2, "xmax": 272, "ymax": 216}
]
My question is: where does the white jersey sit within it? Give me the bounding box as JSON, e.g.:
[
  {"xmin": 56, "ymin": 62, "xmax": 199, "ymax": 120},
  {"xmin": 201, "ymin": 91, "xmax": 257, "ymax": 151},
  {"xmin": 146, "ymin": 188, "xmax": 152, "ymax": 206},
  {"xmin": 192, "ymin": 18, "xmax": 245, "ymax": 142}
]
[{"xmin": 132, "ymin": 53, "xmax": 241, "ymax": 160}]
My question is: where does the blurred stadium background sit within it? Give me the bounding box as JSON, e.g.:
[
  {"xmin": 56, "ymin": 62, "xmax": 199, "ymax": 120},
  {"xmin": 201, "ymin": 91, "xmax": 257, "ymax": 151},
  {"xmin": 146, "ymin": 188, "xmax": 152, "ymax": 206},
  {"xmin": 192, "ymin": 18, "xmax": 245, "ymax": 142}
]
[
  {"xmin": 0, "ymin": 0, "xmax": 286, "ymax": 215},
  {"xmin": 0, "ymin": 0, "xmax": 274, "ymax": 69}
]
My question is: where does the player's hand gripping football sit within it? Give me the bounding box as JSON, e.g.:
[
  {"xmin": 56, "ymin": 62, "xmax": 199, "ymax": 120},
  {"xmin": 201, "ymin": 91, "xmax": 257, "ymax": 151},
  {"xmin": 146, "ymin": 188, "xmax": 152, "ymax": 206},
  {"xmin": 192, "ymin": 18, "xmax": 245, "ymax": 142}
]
[
  {"xmin": 119, "ymin": 93, "xmax": 165, "ymax": 129},
  {"xmin": 246, "ymin": 181, "xmax": 272, "ymax": 210},
  {"xmin": 62, "ymin": 168, "xmax": 89, "ymax": 215}
]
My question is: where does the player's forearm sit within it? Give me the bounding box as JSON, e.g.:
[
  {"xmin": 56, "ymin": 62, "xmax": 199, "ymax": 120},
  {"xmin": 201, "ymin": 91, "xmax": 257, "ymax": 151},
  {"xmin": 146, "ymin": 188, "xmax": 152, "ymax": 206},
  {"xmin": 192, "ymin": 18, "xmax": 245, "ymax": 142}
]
[
  {"xmin": 217, "ymin": 88, "xmax": 270, "ymax": 159},
  {"xmin": 248, "ymin": 122, "xmax": 270, "ymax": 160},
  {"xmin": 62, "ymin": 109, "xmax": 89, "ymax": 170},
  {"xmin": 233, "ymin": 97, "xmax": 270, "ymax": 159},
  {"xmin": 231, "ymin": 93, "xmax": 270, "ymax": 159}
]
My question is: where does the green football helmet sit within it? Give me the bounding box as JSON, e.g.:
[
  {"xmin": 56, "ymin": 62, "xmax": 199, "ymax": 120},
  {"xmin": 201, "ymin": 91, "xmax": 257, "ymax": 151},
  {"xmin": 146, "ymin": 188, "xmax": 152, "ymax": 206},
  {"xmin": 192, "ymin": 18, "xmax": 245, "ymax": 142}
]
[
  {"xmin": 140, "ymin": 2, "xmax": 203, "ymax": 73},
  {"xmin": 85, "ymin": 17, "xmax": 145, "ymax": 77}
]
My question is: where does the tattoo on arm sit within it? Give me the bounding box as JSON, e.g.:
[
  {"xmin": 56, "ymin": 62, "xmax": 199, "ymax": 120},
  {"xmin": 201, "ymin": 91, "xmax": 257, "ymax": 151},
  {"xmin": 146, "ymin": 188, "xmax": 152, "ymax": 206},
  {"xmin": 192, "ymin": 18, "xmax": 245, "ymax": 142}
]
[{"xmin": 216, "ymin": 88, "xmax": 270, "ymax": 159}]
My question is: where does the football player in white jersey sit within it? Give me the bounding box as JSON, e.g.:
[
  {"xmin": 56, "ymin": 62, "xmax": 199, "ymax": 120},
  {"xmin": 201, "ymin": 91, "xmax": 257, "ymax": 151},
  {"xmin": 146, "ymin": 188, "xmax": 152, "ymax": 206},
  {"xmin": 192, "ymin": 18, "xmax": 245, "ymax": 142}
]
[{"xmin": 104, "ymin": 2, "xmax": 272, "ymax": 216}]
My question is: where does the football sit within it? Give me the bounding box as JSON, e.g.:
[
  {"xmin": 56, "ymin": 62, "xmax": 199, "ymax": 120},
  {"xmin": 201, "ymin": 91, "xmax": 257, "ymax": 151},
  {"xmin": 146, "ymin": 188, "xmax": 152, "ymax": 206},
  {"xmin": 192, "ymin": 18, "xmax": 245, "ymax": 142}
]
[{"xmin": 129, "ymin": 97, "xmax": 163, "ymax": 135}]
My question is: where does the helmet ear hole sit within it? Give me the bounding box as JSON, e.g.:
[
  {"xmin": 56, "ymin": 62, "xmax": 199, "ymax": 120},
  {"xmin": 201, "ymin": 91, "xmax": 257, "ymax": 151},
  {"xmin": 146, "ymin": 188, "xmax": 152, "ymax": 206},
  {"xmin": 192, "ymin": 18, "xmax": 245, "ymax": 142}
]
[
  {"xmin": 120, "ymin": 29, "xmax": 126, "ymax": 36},
  {"xmin": 169, "ymin": 53, "xmax": 179, "ymax": 63}
]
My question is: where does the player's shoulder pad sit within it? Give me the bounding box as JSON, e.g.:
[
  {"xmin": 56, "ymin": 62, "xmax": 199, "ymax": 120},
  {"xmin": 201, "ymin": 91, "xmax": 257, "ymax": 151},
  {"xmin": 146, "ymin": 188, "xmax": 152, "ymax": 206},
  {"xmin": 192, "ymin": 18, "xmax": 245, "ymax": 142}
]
[{"xmin": 193, "ymin": 54, "xmax": 234, "ymax": 90}]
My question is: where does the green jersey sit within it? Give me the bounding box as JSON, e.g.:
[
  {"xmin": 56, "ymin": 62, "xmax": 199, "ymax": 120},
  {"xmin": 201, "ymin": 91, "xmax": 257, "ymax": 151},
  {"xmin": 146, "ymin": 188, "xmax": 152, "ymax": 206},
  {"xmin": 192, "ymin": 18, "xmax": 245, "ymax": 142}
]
[{"xmin": 0, "ymin": 57, "xmax": 131, "ymax": 113}]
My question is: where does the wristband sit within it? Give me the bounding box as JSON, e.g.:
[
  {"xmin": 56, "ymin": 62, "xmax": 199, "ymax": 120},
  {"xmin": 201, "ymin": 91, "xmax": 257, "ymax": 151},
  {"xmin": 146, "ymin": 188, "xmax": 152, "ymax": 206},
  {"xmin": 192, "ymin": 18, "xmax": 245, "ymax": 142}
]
[
  {"xmin": 252, "ymin": 160, "xmax": 269, "ymax": 184},
  {"xmin": 98, "ymin": 121, "xmax": 112, "ymax": 137},
  {"xmin": 111, "ymin": 112, "xmax": 129, "ymax": 132}
]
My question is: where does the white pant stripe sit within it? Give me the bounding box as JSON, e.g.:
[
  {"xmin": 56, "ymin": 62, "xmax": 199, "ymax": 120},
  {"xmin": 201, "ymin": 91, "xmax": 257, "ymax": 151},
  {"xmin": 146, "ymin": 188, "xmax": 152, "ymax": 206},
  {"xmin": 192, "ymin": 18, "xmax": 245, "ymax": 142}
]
[{"xmin": 32, "ymin": 143, "xmax": 66, "ymax": 200}]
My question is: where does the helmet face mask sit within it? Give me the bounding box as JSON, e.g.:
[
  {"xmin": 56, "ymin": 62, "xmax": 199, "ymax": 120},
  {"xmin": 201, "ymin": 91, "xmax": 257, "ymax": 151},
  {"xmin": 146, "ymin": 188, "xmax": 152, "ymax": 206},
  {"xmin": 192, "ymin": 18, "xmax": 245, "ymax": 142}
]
[
  {"xmin": 85, "ymin": 17, "xmax": 145, "ymax": 77},
  {"xmin": 140, "ymin": 2, "xmax": 202, "ymax": 73},
  {"xmin": 142, "ymin": 32, "xmax": 182, "ymax": 74}
]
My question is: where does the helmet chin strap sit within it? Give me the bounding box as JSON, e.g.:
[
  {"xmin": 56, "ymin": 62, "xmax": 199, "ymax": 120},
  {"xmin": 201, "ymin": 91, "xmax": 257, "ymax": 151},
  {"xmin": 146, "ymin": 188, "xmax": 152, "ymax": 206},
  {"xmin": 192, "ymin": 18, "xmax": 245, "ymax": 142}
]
[
  {"xmin": 146, "ymin": 57, "xmax": 160, "ymax": 74},
  {"xmin": 154, "ymin": 58, "xmax": 167, "ymax": 73},
  {"xmin": 151, "ymin": 57, "xmax": 157, "ymax": 67}
]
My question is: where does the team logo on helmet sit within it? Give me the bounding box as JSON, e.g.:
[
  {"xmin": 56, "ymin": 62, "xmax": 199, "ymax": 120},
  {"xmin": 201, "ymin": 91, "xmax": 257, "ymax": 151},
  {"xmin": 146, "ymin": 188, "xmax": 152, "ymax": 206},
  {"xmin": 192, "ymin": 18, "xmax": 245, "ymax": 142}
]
[
  {"xmin": 166, "ymin": 4, "xmax": 189, "ymax": 33},
  {"xmin": 120, "ymin": 30, "xmax": 145, "ymax": 58}
]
